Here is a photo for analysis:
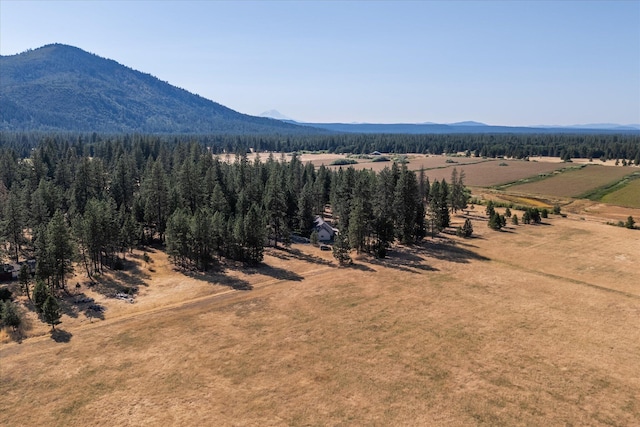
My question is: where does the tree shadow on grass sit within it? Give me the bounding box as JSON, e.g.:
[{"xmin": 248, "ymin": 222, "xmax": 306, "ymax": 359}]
[
  {"xmin": 355, "ymin": 245, "xmax": 439, "ymax": 274},
  {"xmin": 184, "ymin": 269, "xmax": 253, "ymax": 291},
  {"xmin": 415, "ymin": 238, "xmax": 490, "ymax": 264},
  {"xmin": 267, "ymin": 247, "xmax": 334, "ymax": 267},
  {"xmin": 241, "ymin": 263, "xmax": 304, "ymax": 282},
  {"xmin": 89, "ymin": 260, "xmax": 150, "ymax": 299},
  {"xmin": 51, "ymin": 328, "xmax": 72, "ymax": 343},
  {"xmin": 366, "ymin": 256, "xmax": 437, "ymax": 274}
]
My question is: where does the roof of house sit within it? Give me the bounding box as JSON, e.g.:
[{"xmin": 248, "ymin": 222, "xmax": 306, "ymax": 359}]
[{"xmin": 314, "ymin": 216, "xmax": 338, "ymax": 234}]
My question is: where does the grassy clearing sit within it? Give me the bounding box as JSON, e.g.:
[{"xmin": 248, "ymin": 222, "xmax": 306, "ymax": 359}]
[
  {"xmin": 508, "ymin": 165, "xmax": 635, "ymax": 198},
  {"xmin": 1, "ymin": 210, "xmax": 640, "ymax": 426}
]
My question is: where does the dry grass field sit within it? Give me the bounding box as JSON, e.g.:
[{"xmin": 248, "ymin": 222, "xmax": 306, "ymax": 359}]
[
  {"xmin": 2, "ymin": 207, "xmax": 639, "ymax": 426},
  {"xmin": 406, "ymin": 159, "xmax": 568, "ymax": 188},
  {"xmin": 507, "ymin": 164, "xmax": 635, "ymax": 198},
  {"xmin": 321, "ymin": 155, "xmax": 567, "ymax": 188}
]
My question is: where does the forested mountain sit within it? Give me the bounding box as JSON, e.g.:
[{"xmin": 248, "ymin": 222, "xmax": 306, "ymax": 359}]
[{"xmin": 0, "ymin": 44, "xmax": 319, "ymax": 134}]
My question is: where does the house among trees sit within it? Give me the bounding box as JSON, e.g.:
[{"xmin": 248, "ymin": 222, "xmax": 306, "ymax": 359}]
[
  {"xmin": 371, "ymin": 151, "xmax": 382, "ymax": 156},
  {"xmin": 314, "ymin": 216, "xmax": 338, "ymax": 242}
]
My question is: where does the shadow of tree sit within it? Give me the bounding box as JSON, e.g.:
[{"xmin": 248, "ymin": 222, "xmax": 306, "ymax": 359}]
[
  {"xmin": 242, "ymin": 264, "xmax": 304, "ymax": 282},
  {"xmin": 51, "ymin": 328, "xmax": 72, "ymax": 343},
  {"xmin": 89, "ymin": 259, "xmax": 150, "ymax": 299},
  {"xmin": 415, "ymin": 238, "xmax": 490, "ymax": 264},
  {"xmin": 355, "ymin": 246, "xmax": 439, "ymax": 274},
  {"xmin": 267, "ymin": 247, "xmax": 335, "ymax": 267},
  {"xmin": 184, "ymin": 269, "xmax": 253, "ymax": 291},
  {"xmin": 347, "ymin": 262, "xmax": 376, "ymax": 272}
]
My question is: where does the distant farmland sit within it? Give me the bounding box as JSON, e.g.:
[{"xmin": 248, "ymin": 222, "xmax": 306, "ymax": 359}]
[
  {"xmin": 507, "ymin": 165, "xmax": 635, "ymax": 198},
  {"xmin": 319, "ymin": 154, "xmax": 567, "ymax": 187},
  {"xmin": 601, "ymin": 177, "xmax": 640, "ymax": 208}
]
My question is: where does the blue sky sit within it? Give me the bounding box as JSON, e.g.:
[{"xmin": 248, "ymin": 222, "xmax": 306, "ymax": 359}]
[{"xmin": 1, "ymin": 0, "xmax": 638, "ymax": 126}]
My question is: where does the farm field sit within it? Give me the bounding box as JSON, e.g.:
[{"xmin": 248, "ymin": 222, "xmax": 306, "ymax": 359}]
[
  {"xmin": 2, "ymin": 209, "xmax": 639, "ymax": 426},
  {"xmin": 601, "ymin": 178, "xmax": 640, "ymax": 208},
  {"xmin": 403, "ymin": 159, "xmax": 568, "ymax": 188},
  {"xmin": 321, "ymin": 155, "xmax": 568, "ymax": 187},
  {"xmin": 507, "ymin": 164, "xmax": 635, "ymax": 198}
]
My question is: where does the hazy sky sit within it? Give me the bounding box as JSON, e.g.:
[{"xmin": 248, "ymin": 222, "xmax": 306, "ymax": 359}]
[{"xmin": 1, "ymin": 1, "xmax": 639, "ymax": 126}]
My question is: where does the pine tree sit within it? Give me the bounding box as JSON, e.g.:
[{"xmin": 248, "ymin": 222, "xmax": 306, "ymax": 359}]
[
  {"xmin": 19, "ymin": 263, "xmax": 31, "ymax": 301},
  {"xmin": 42, "ymin": 295, "xmax": 61, "ymax": 331},
  {"xmin": 244, "ymin": 203, "xmax": 266, "ymax": 264},
  {"xmin": 264, "ymin": 169, "xmax": 287, "ymax": 248},
  {"xmin": 165, "ymin": 209, "xmax": 191, "ymax": 268},
  {"xmin": 191, "ymin": 208, "xmax": 215, "ymax": 270},
  {"xmin": 47, "ymin": 210, "xmax": 74, "ymax": 291},
  {"xmin": 625, "ymin": 216, "xmax": 635, "ymax": 229},
  {"xmin": 462, "ymin": 218, "xmax": 474, "ymax": 237},
  {"xmin": 142, "ymin": 159, "xmax": 170, "ymax": 241},
  {"xmin": 2, "ymin": 190, "xmax": 24, "ymax": 263},
  {"xmin": 33, "ymin": 280, "xmax": 48, "ymax": 314},
  {"xmin": 1, "ymin": 301, "xmax": 21, "ymax": 331},
  {"xmin": 332, "ymin": 232, "xmax": 352, "ymax": 265},
  {"xmin": 297, "ymin": 182, "xmax": 315, "ymax": 237}
]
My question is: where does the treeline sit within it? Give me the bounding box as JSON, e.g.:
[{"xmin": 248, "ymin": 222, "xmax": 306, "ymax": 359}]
[
  {"xmin": 0, "ymin": 136, "xmax": 472, "ymax": 285},
  {"xmin": 1, "ymin": 131, "xmax": 639, "ymax": 163}
]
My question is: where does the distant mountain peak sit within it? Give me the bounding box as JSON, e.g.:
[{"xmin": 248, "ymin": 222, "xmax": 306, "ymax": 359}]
[
  {"xmin": 449, "ymin": 121, "xmax": 487, "ymax": 126},
  {"xmin": 260, "ymin": 110, "xmax": 293, "ymax": 121}
]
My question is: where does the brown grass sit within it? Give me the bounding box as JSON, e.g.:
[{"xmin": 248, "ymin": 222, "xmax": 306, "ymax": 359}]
[
  {"xmin": 508, "ymin": 164, "xmax": 634, "ymax": 198},
  {"xmin": 321, "ymin": 155, "xmax": 567, "ymax": 188},
  {"xmin": 2, "ymin": 207, "xmax": 639, "ymax": 426}
]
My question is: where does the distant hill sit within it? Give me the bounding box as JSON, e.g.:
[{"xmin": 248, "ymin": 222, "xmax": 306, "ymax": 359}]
[
  {"xmin": 0, "ymin": 44, "xmax": 318, "ymax": 134},
  {"xmin": 286, "ymin": 121, "xmax": 640, "ymax": 135}
]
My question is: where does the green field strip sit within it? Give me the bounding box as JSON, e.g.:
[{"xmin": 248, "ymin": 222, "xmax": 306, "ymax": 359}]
[{"xmin": 576, "ymin": 171, "xmax": 640, "ymax": 201}]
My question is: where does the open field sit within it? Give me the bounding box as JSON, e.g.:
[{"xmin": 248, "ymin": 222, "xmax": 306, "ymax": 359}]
[
  {"xmin": 2, "ymin": 207, "xmax": 639, "ymax": 426},
  {"xmin": 406, "ymin": 159, "xmax": 568, "ymax": 188},
  {"xmin": 506, "ymin": 164, "xmax": 636, "ymax": 198},
  {"xmin": 601, "ymin": 177, "xmax": 640, "ymax": 208},
  {"xmin": 321, "ymin": 155, "xmax": 568, "ymax": 187}
]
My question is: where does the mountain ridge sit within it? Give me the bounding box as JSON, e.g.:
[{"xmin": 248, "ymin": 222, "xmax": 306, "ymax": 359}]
[
  {"xmin": 0, "ymin": 44, "xmax": 319, "ymax": 134},
  {"xmin": 2, "ymin": 44, "xmax": 637, "ymax": 136}
]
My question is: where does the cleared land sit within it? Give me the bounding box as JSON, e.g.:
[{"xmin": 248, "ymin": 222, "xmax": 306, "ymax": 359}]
[
  {"xmin": 2, "ymin": 209, "xmax": 639, "ymax": 426},
  {"xmin": 601, "ymin": 177, "xmax": 640, "ymax": 208},
  {"xmin": 507, "ymin": 164, "xmax": 635, "ymax": 198},
  {"xmin": 323, "ymin": 155, "xmax": 567, "ymax": 188},
  {"xmin": 408, "ymin": 159, "xmax": 568, "ymax": 188}
]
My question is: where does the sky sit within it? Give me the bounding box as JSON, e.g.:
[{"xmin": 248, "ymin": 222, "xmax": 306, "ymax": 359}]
[{"xmin": 1, "ymin": 0, "xmax": 639, "ymax": 126}]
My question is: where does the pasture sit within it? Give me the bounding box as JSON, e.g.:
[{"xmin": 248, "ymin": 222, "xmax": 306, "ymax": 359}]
[
  {"xmin": 506, "ymin": 164, "xmax": 635, "ymax": 198},
  {"xmin": 2, "ymin": 209, "xmax": 639, "ymax": 426},
  {"xmin": 601, "ymin": 177, "xmax": 640, "ymax": 208}
]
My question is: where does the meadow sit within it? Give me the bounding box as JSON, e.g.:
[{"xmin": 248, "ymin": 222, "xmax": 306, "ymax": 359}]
[{"xmin": 2, "ymin": 207, "xmax": 639, "ymax": 426}]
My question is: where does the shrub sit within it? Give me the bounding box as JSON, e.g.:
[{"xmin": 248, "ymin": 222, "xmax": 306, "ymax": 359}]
[
  {"xmin": 330, "ymin": 158, "xmax": 358, "ymax": 166},
  {"xmin": 310, "ymin": 230, "xmax": 319, "ymax": 246},
  {"xmin": 371, "ymin": 156, "xmax": 390, "ymax": 162},
  {"xmin": 0, "ymin": 287, "xmax": 12, "ymax": 302}
]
